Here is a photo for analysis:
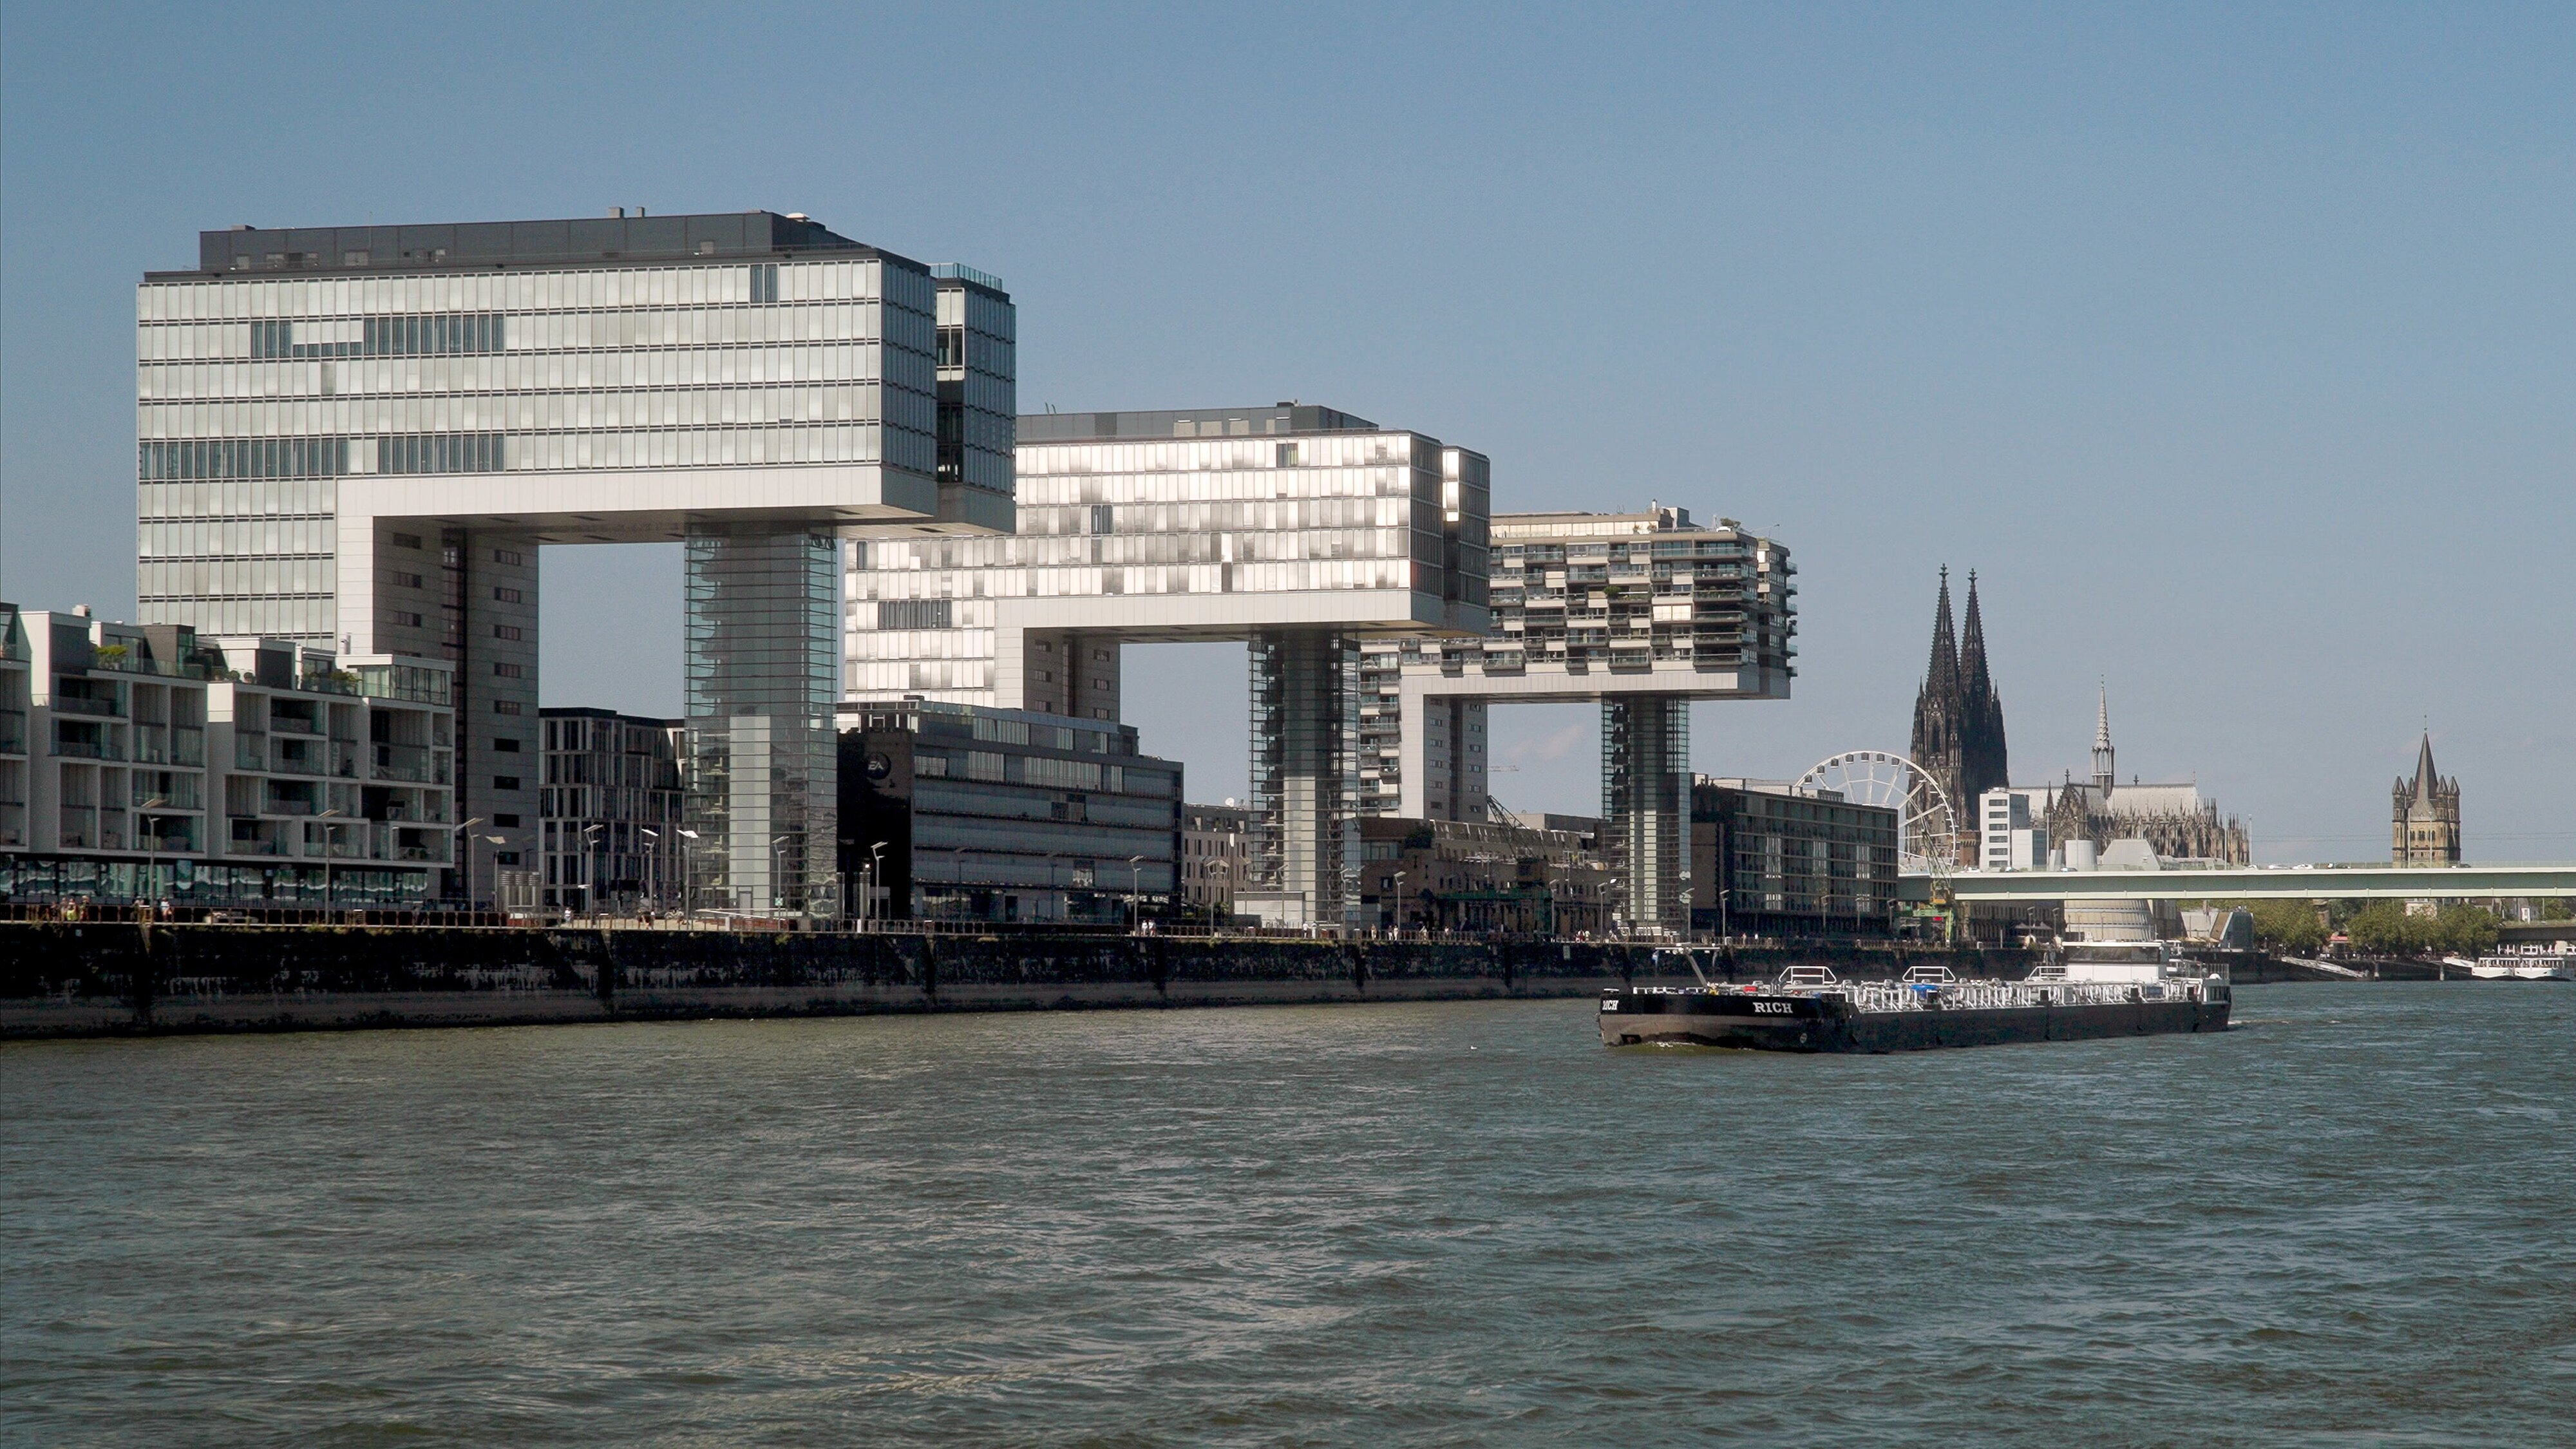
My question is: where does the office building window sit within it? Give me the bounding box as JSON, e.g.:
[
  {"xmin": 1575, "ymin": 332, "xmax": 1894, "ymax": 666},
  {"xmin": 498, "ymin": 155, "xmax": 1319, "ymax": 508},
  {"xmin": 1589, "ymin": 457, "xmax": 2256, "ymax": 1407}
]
[
  {"xmin": 493, "ymin": 624, "xmax": 522, "ymax": 641},
  {"xmin": 493, "ymin": 548, "xmax": 524, "ymax": 567},
  {"xmin": 494, "ymin": 738, "xmax": 521, "ymax": 753},
  {"xmin": 492, "ymin": 587, "xmax": 524, "ymax": 604},
  {"xmin": 494, "ymin": 775, "xmax": 522, "ymax": 791},
  {"xmin": 493, "ymin": 661, "xmax": 522, "ymax": 678},
  {"xmin": 493, "ymin": 699, "xmax": 522, "ymax": 714},
  {"xmin": 390, "ymin": 533, "xmax": 422, "ymax": 550},
  {"xmin": 493, "ymin": 814, "xmax": 520, "ymax": 827}
]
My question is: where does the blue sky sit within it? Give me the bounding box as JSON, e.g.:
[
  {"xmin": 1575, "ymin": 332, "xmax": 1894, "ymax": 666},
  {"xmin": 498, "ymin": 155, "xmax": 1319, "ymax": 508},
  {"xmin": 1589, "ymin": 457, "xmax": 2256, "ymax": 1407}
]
[{"xmin": 3, "ymin": 2, "xmax": 2568, "ymax": 860}]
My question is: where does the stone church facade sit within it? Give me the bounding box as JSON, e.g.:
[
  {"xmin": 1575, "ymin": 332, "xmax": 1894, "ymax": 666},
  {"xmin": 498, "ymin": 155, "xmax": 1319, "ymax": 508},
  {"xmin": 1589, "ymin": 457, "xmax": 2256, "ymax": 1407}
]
[{"xmin": 2042, "ymin": 689, "xmax": 2251, "ymax": 865}]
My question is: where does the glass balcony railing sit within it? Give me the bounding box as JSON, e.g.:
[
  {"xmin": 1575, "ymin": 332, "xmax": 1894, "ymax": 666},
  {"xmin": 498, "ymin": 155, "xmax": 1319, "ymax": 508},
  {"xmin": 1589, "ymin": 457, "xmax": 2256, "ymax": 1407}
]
[{"xmin": 50, "ymin": 694, "xmax": 121, "ymax": 717}]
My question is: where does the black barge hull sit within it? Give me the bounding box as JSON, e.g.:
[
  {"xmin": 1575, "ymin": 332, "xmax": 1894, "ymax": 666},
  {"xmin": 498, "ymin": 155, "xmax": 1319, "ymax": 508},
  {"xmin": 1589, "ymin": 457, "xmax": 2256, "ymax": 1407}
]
[{"xmin": 1598, "ymin": 989, "xmax": 2229, "ymax": 1052}]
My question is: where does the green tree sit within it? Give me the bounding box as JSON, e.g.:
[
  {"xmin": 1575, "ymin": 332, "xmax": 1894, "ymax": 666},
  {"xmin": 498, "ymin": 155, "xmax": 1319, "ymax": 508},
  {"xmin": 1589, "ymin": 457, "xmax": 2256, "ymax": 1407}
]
[
  {"xmin": 2345, "ymin": 902, "xmax": 2423, "ymax": 955},
  {"xmin": 2247, "ymin": 899, "xmax": 2327, "ymax": 954},
  {"xmin": 2429, "ymin": 904, "xmax": 2499, "ymax": 956}
]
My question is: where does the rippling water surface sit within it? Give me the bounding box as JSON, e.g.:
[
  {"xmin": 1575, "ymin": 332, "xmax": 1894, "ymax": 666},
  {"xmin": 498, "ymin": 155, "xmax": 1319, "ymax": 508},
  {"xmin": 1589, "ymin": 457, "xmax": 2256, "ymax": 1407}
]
[{"xmin": 4, "ymin": 985, "xmax": 2571, "ymax": 1445}]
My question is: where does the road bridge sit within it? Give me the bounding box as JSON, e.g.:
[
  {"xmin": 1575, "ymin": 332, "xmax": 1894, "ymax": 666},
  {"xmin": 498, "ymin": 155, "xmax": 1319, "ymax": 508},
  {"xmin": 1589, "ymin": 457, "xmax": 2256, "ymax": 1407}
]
[{"xmin": 1900, "ymin": 864, "xmax": 2576, "ymax": 903}]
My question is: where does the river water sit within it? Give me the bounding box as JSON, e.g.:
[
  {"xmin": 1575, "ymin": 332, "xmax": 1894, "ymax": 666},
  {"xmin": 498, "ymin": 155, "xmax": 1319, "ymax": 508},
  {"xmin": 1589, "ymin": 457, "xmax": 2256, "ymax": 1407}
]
[{"xmin": 3, "ymin": 984, "xmax": 2570, "ymax": 1446}]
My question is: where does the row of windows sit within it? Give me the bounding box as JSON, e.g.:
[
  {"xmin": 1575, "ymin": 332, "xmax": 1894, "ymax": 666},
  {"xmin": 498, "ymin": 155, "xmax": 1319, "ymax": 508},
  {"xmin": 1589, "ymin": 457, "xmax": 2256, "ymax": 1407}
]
[
  {"xmin": 137, "ymin": 598, "xmax": 330, "ymax": 640},
  {"xmin": 251, "ymin": 314, "xmax": 505, "ymax": 359},
  {"xmin": 137, "ymin": 423, "xmax": 927, "ymax": 484},
  {"xmin": 139, "ymin": 260, "xmax": 900, "ymax": 322},
  {"xmin": 138, "ymin": 518, "xmax": 335, "ymax": 559},
  {"xmin": 144, "ymin": 304, "xmax": 911, "ymax": 363},
  {"xmin": 381, "ymin": 433, "xmax": 504, "ymax": 475},
  {"xmin": 139, "ymin": 437, "xmax": 349, "ymax": 481},
  {"xmin": 138, "ymin": 558, "xmax": 335, "ymax": 598},
  {"xmin": 141, "ymin": 383, "xmax": 931, "ymax": 440},
  {"xmin": 144, "ymin": 349, "xmax": 913, "ymax": 406},
  {"xmin": 138, "ymin": 479, "xmax": 334, "ymax": 518},
  {"xmin": 1018, "ymin": 435, "xmax": 1421, "ymax": 478},
  {"xmin": 869, "ymin": 531, "xmax": 1425, "ymax": 583},
  {"xmin": 140, "ymin": 435, "xmax": 498, "ymax": 481}
]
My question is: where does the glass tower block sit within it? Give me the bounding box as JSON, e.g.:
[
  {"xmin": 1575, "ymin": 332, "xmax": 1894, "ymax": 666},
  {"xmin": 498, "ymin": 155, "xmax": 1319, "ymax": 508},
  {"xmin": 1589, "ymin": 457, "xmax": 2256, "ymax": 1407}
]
[{"xmin": 684, "ymin": 527, "xmax": 841, "ymax": 915}]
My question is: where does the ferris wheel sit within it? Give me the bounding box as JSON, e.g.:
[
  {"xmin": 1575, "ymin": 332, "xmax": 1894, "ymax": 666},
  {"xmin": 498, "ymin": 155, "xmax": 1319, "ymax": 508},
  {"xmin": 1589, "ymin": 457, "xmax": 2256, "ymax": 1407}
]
[{"xmin": 1795, "ymin": 750, "xmax": 1962, "ymax": 874}]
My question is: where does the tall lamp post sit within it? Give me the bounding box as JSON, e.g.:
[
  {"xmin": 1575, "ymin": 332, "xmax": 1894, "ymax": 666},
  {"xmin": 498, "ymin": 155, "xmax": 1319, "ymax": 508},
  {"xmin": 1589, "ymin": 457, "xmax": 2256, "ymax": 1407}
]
[
  {"xmin": 447, "ymin": 817, "xmax": 485, "ymax": 913},
  {"xmin": 317, "ymin": 806, "xmax": 345, "ymax": 916},
  {"xmin": 867, "ymin": 841, "xmax": 887, "ymax": 929},
  {"xmin": 581, "ymin": 821, "xmax": 605, "ymax": 918},
  {"xmin": 1126, "ymin": 854, "xmax": 1145, "ymax": 931},
  {"xmin": 137, "ymin": 794, "xmax": 167, "ymax": 916}
]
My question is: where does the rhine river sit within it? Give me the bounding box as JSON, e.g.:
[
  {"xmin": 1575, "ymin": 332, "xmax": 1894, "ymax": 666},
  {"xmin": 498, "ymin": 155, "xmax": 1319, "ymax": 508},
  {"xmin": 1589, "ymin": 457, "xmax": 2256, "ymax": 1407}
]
[{"xmin": 3, "ymin": 983, "xmax": 2570, "ymax": 1446}]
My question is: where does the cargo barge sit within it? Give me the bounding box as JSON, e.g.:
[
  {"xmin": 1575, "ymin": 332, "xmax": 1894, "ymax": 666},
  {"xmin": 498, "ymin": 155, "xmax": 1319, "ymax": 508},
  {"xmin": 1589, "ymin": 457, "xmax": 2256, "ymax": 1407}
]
[{"xmin": 1600, "ymin": 954, "xmax": 2230, "ymax": 1053}]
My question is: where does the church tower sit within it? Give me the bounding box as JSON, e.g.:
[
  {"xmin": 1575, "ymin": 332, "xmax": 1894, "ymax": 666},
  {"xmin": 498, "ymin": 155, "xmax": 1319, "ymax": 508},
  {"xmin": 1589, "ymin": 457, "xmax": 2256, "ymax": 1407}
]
[
  {"xmin": 1958, "ymin": 571, "xmax": 2010, "ymax": 805},
  {"xmin": 1909, "ymin": 569, "xmax": 1971, "ymax": 860},
  {"xmin": 2392, "ymin": 732, "xmax": 2463, "ymax": 864},
  {"xmin": 2092, "ymin": 684, "xmax": 2116, "ymax": 793}
]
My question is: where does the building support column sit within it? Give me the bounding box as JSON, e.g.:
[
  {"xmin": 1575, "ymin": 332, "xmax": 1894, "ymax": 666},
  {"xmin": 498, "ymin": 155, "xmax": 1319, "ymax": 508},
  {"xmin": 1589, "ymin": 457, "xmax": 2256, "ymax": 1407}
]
[
  {"xmin": 1250, "ymin": 630, "xmax": 1358, "ymax": 924},
  {"xmin": 1603, "ymin": 695, "xmax": 1689, "ymax": 935},
  {"xmin": 683, "ymin": 526, "xmax": 840, "ymax": 918}
]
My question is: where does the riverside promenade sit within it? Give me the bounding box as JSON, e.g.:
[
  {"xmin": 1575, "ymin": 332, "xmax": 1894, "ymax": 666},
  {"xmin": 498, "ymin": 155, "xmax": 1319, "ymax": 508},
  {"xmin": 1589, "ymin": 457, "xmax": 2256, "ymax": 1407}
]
[{"xmin": 0, "ymin": 924, "xmax": 2040, "ymax": 1039}]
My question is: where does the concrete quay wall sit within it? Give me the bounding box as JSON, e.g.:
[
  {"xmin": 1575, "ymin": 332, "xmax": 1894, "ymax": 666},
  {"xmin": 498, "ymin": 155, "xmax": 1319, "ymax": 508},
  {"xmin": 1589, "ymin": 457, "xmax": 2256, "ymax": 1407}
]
[{"xmin": 0, "ymin": 925, "xmax": 2041, "ymax": 1040}]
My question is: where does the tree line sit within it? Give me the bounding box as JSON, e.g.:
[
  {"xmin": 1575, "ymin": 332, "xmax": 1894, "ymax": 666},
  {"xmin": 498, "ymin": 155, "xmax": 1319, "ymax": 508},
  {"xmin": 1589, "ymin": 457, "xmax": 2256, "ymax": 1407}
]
[{"xmin": 2192, "ymin": 899, "xmax": 2507, "ymax": 958}]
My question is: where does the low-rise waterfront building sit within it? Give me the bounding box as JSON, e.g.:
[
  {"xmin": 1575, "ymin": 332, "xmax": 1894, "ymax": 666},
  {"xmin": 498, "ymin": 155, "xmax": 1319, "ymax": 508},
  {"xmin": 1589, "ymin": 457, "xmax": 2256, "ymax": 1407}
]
[
  {"xmin": 1352, "ymin": 813, "xmax": 1609, "ymax": 936},
  {"xmin": 0, "ymin": 601, "xmax": 456, "ymax": 907},
  {"xmin": 1691, "ymin": 777, "xmax": 1900, "ymax": 939},
  {"xmin": 1182, "ymin": 801, "xmax": 1253, "ymax": 918},
  {"xmin": 538, "ymin": 708, "xmax": 685, "ymax": 912},
  {"xmin": 837, "ymin": 699, "xmax": 1182, "ymax": 923}
]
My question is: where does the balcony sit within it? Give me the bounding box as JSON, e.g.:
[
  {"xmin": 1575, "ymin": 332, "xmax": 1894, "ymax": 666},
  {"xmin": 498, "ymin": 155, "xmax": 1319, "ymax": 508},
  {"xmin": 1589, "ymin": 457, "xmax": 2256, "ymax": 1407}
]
[
  {"xmin": 235, "ymin": 735, "xmax": 267, "ymax": 771},
  {"xmin": 374, "ymin": 744, "xmax": 435, "ymax": 783},
  {"xmin": 0, "ymin": 708, "xmax": 24, "ymax": 753},
  {"xmin": 171, "ymin": 727, "xmax": 205, "ymax": 766},
  {"xmin": 50, "ymin": 694, "xmax": 120, "ymax": 718},
  {"xmin": 52, "ymin": 737, "xmax": 122, "ymax": 761}
]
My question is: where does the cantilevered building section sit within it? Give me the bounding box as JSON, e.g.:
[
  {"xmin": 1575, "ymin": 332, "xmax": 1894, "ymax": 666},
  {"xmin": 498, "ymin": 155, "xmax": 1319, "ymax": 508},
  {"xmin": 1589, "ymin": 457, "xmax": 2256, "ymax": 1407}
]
[
  {"xmin": 846, "ymin": 403, "xmax": 1489, "ymax": 920},
  {"xmin": 135, "ymin": 211, "xmax": 1012, "ymax": 911},
  {"xmin": 1400, "ymin": 507, "xmax": 1796, "ymax": 934}
]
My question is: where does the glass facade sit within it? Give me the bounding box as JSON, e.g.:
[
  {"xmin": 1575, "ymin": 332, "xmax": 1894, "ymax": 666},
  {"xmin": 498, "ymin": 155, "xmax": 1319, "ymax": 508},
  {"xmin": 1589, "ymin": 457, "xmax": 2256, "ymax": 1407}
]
[
  {"xmin": 684, "ymin": 529, "xmax": 840, "ymax": 915},
  {"xmin": 135, "ymin": 213, "xmax": 1010, "ymax": 911},
  {"xmin": 137, "ymin": 252, "xmax": 938, "ymax": 646},
  {"xmin": 846, "ymin": 420, "xmax": 1489, "ymax": 706},
  {"xmin": 1603, "ymin": 696, "xmax": 1690, "ymax": 934}
]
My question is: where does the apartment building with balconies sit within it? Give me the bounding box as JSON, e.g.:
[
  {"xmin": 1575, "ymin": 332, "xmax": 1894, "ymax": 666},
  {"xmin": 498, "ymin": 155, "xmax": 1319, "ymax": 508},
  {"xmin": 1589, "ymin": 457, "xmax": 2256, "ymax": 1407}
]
[{"xmin": 0, "ymin": 601, "xmax": 455, "ymax": 907}]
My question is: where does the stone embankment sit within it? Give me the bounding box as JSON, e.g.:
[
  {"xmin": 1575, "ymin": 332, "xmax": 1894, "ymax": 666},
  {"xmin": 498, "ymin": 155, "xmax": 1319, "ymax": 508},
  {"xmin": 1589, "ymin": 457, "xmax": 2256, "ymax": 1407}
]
[{"xmin": 0, "ymin": 925, "xmax": 2040, "ymax": 1039}]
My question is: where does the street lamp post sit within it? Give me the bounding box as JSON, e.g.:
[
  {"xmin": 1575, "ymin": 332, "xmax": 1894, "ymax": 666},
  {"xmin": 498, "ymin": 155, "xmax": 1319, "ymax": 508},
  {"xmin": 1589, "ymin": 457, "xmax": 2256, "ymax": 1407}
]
[
  {"xmin": 867, "ymin": 841, "xmax": 887, "ymax": 929},
  {"xmin": 446, "ymin": 817, "xmax": 485, "ymax": 913},
  {"xmin": 317, "ymin": 806, "xmax": 345, "ymax": 917},
  {"xmin": 1126, "ymin": 854, "xmax": 1144, "ymax": 932},
  {"xmin": 580, "ymin": 822, "xmax": 606, "ymax": 918},
  {"xmin": 137, "ymin": 795, "xmax": 168, "ymax": 918}
]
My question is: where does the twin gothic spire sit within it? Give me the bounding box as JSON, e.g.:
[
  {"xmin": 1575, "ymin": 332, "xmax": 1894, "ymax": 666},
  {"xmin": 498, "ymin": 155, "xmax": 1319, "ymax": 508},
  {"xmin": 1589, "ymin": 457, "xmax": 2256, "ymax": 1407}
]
[{"xmin": 1911, "ymin": 568, "xmax": 2010, "ymax": 833}]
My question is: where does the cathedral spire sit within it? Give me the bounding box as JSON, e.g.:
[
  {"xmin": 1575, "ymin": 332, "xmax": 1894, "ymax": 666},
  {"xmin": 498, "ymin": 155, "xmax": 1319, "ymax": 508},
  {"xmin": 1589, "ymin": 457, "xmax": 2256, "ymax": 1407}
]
[
  {"xmin": 2092, "ymin": 682, "xmax": 2116, "ymax": 793},
  {"xmin": 1925, "ymin": 566, "xmax": 1959, "ymax": 696},
  {"xmin": 1960, "ymin": 570, "xmax": 1994, "ymax": 701},
  {"xmin": 2412, "ymin": 730, "xmax": 2441, "ymax": 803},
  {"xmin": 1957, "ymin": 570, "xmax": 2008, "ymax": 803}
]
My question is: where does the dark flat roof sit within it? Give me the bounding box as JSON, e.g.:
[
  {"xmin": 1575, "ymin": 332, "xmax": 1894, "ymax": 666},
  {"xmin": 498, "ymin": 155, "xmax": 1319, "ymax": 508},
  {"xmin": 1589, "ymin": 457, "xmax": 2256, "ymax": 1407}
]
[
  {"xmin": 162, "ymin": 211, "xmax": 921, "ymax": 279},
  {"xmin": 1018, "ymin": 404, "xmax": 1379, "ymax": 441}
]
